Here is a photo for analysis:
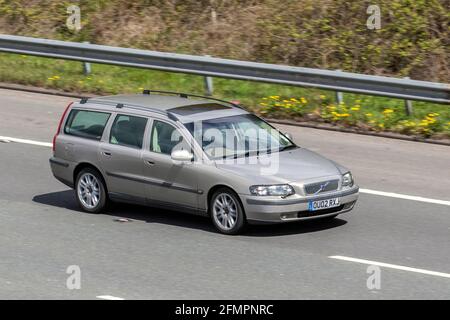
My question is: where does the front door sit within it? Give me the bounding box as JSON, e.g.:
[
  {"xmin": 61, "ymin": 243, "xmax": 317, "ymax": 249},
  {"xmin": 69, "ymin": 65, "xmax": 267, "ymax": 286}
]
[{"xmin": 142, "ymin": 119, "xmax": 200, "ymax": 211}]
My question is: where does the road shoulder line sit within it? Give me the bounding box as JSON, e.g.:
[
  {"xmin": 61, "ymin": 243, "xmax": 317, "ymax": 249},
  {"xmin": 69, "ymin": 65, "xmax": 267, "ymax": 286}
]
[
  {"xmin": 360, "ymin": 188, "xmax": 450, "ymax": 206},
  {"xmin": 330, "ymin": 255, "xmax": 450, "ymax": 279}
]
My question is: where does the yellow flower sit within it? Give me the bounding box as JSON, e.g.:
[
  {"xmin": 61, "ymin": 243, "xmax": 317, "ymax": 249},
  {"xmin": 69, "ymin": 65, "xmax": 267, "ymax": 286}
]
[
  {"xmin": 53, "ymin": 75, "xmax": 60, "ymax": 79},
  {"xmin": 351, "ymin": 106, "xmax": 360, "ymax": 111},
  {"xmin": 319, "ymin": 95, "xmax": 326, "ymax": 100},
  {"xmin": 260, "ymin": 103, "xmax": 267, "ymax": 106},
  {"xmin": 365, "ymin": 113, "xmax": 373, "ymax": 117},
  {"xmin": 262, "ymin": 97, "xmax": 268, "ymax": 100},
  {"xmin": 300, "ymin": 97, "xmax": 307, "ymax": 104},
  {"xmin": 383, "ymin": 109, "xmax": 394, "ymax": 114}
]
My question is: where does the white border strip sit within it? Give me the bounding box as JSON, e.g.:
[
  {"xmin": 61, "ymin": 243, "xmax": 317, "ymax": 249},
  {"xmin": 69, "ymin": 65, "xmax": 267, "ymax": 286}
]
[
  {"xmin": 96, "ymin": 295, "xmax": 125, "ymax": 300},
  {"xmin": 0, "ymin": 136, "xmax": 52, "ymax": 148},
  {"xmin": 360, "ymin": 188, "xmax": 450, "ymax": 206},
  {"xmin": 330, "ymin": 255, "xmax": 450, "ymax": 279}
]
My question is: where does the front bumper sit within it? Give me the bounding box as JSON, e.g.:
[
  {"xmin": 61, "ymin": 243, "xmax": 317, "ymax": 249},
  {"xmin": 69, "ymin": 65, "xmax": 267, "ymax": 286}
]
[{"xmin": 241, "ymin": 186, "xmax": 359, "ymax": 224}]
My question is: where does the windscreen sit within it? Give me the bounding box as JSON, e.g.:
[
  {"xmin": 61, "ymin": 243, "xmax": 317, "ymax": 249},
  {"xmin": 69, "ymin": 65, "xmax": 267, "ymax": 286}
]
[{"xmin": 184, "ymin": 114, "xmax": 295, "ymax": 159}]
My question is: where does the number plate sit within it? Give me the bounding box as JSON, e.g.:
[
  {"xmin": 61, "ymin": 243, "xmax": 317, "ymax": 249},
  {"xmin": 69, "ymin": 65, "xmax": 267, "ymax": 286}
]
[{"xmin": 308, "ymin": 197, "xmax": 340, "ymax": 211}]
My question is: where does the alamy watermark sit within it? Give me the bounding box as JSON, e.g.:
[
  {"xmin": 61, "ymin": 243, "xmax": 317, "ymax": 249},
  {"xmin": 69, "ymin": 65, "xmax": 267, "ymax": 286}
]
[
  {"xmin": 66, "ymin": 265, "xmax": 81, "ymax": 290},
  {"xmin": 366, "ymin": 265, "xmax": 381, "ymax": 290},
  {"xmin": 366, "ymin": 5, "xmax": 382, "ymax": 30},
  {"xmin": 170, "ymin": 120, "xmax": 283, "ymax": 176},
  {"xmin": 66, "ymin": 5, "xmax": 82, "ymax": 32}
]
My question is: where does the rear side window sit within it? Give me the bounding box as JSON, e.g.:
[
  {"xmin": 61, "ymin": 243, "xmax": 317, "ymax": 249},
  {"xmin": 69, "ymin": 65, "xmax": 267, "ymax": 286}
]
[
  {"xmin": 110, "ymin": 114, "xmax": 147, "ymax": 149},
  {"xmin": 64, "ymin": 109, "xmax": 110, "ymax": 140}
]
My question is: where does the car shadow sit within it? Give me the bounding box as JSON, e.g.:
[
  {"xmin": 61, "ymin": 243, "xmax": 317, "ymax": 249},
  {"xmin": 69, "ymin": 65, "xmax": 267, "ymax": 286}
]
[{"xmin": 32, "ymin": 190, "xmax": 347, "ymax": 237}]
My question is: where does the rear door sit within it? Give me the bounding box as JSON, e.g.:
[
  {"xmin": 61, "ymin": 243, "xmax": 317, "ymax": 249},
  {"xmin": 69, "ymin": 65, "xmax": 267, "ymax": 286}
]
[{"xmin": 99, "ymin": 113, "xmax": 149, "ymax": 202}]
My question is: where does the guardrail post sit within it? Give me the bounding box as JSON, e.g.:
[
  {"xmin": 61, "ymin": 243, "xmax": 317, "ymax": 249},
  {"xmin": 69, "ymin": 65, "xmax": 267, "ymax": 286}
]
[
  {"xmin": 204, "ymin": 55, "xmax": 214, "ymax": 96},
  {"xmin": 404, "ymin": 77, "xmax": 413, "ymax": 116},
  {"xmin": 335, "ymin": 69, "xmax": 344, "ymax": 104},
  {"xmin": 82, "ymin": 41, "xmax": 91, "ymax": 75},
  {"xmin": 336, "ymin": 91, "xmax": 344, "ymax": 105}
]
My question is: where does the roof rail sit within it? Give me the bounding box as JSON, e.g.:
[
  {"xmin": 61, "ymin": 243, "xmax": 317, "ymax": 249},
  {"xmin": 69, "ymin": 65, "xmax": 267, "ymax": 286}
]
[
  {"xmin": 78, "ymin": 97, "xmax": 179, "ymax": 122},
  {"xmin": 142, "ymin": 90, "xmax": 244, "ymax": 109}
]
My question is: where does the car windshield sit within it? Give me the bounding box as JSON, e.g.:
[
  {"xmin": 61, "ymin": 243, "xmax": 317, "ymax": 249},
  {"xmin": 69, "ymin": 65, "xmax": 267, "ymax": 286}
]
[{"xmin": 184, "ymin": 114, "xmax": 296, "ymax": 159}]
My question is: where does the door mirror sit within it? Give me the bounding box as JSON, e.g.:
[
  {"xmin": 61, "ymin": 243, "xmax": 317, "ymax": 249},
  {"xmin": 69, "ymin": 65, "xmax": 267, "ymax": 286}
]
[
  {"xmin": 171, "ymin": 149, "xmax": 193, "ymax": 162},
  {"xmin": 284, "ymin": 132, "xmax": 293, "ymax": 141}
]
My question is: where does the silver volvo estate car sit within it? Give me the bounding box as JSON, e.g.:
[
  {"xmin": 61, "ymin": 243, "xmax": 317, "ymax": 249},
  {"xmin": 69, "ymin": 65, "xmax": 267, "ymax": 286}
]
[{"xmin": 50, "ymin": 90, "xmax": 359, "ymax": 234}]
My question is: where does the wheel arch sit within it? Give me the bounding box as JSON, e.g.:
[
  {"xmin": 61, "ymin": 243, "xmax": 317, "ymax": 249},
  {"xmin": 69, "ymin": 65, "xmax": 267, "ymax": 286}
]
[
  {"xmin": 73, "ymin": 162, "xmax": 108, "ymax": 193},
  {"xmin": 206, "ymin": 184, "xmax": 245, "ymax": 216}
]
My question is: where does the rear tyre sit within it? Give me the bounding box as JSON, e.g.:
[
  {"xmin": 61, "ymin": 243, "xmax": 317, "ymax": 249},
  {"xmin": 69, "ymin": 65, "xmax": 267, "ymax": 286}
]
[
  {"xmin": 210, "ymin": 188, "xmax": 246, "ymax": 235},
  {"xmin": 75, "ymin": 168, "xmax": 107, "ymax": 213}
]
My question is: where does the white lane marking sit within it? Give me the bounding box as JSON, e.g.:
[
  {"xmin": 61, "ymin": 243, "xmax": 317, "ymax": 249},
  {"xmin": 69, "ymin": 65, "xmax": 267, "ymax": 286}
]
[
  {"xmin": 0, "ymin": 136, "xmax": 52, "ymax": 148},
  {"xmin": 359, "ymin": 188, "xmax": 450, "ymax": 206},
  {"xmin": 330, "ymin": 256, "xmax": 450, "ymax": 279},
  {"xmin": 96, "ymin": 295, "xmax": 125, "ymax": 300}
]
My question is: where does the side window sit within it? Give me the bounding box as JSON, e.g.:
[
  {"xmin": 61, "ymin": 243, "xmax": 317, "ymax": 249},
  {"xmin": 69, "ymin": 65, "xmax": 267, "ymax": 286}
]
[
  {"xmin": 150, "ymin": 120, "xmax": 185, "ymax": 155},
  {"xmin": 110, "ymin": 114, "xmax": 147, "ymax": 149},
  {"xmin": 64, "ymin": 109, "xmax": 110, "ymax": 140}
]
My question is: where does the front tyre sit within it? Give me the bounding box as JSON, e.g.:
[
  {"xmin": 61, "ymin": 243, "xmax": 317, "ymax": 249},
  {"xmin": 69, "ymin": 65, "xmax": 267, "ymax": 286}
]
[
  {"xmin": 75, "ymin": 168, "xmax": 107, "ymax": 213},
  {"xmin": 210, "ymin": 188, "xmax": 246, "ymax": 235}
]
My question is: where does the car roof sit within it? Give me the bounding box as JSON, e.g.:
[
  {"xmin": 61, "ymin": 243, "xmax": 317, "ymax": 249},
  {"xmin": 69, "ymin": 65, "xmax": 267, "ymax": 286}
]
[{"xmin": 84, "ymin": 93, "xmax": 249, "ymax": 123}]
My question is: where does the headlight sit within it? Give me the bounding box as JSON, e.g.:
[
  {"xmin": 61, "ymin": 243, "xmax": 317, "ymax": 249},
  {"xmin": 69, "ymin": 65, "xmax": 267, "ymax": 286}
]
[
  {"xmin": 342, "ymin": 172, "xmax": 354, "ymax": 187},
  {"xmin": 249, "ymin": 184, "xmax": 295, "ymax": 197}
]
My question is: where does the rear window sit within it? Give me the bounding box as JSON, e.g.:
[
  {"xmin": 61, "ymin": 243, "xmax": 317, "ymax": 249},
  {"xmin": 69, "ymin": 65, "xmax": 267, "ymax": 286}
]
[{"xmin": 64, "ymin": 109, "xmax": 111, "ymax": 140}]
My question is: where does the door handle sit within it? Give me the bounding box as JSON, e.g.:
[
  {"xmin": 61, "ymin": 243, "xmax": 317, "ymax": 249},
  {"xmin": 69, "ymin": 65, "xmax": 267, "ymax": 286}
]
[
  {"xmin": 102, "ymin": 151, "xmax": 112, "ymax": 157},
  {"xmin": 145, "ymin": 160, "xmax": 155, "ymax": 166}
]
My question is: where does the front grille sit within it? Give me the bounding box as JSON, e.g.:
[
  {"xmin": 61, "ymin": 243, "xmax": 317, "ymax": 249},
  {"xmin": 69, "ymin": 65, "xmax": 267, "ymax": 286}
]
[
  {"xmin": 297, "ymin": 205, "xmax": 344, "ymax": 218},
  {"xmin": 304, "ymin": 179, "xmax": 339, "ymax": 195}
]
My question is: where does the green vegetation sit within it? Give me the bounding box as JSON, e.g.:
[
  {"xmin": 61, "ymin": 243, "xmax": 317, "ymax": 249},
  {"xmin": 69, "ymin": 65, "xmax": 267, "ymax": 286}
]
[
  {"xmin": 0, "ymin": 53, "xmax": 448, "ymax": 138},
  {"xmin": 0, "ymin": 0, "xmax": 448, "ymax": 82}
]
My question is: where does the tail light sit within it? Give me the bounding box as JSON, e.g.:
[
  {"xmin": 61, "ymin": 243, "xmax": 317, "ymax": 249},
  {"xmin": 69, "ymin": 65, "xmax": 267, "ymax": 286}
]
[{"xmin": 53, "ymin": 102, "xmax": 73, "ymax": 152}]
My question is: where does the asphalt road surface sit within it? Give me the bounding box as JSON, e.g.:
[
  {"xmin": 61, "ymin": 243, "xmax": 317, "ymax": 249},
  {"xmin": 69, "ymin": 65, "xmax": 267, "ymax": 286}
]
[{"xmin": 0, "ymin": 88, "xmax": 449, "ymax": 299}]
